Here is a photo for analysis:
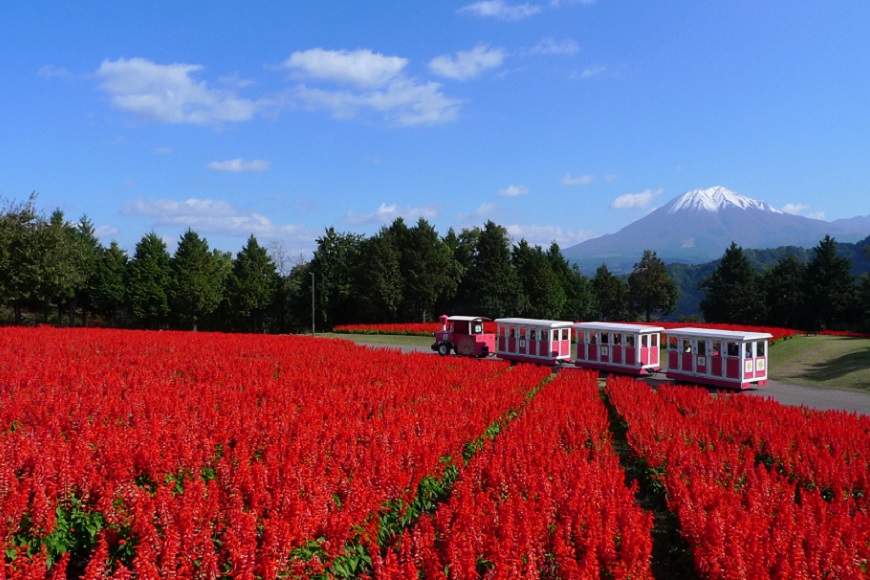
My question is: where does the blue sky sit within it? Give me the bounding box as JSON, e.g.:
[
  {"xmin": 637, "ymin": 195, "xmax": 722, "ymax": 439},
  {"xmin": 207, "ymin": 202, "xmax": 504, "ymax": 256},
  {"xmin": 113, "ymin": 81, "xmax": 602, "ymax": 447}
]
[{"xmin": 2, "ymin": 1, "xmax": 869, "ymax": 260}]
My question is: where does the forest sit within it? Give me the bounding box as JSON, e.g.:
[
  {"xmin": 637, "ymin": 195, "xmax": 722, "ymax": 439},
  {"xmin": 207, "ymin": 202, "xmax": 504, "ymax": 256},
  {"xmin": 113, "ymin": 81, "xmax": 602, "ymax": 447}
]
[{"xmin": 2, "ymin": 194, "xmax": 869, "ymax": 333}]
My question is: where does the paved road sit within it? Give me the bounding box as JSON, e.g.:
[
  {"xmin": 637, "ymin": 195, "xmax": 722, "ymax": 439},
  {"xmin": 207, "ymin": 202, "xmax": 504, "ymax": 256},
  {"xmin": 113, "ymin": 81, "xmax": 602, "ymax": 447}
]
[{"xmin": 372, "ymin": 342, "xmax": 870, "ymax": 416}]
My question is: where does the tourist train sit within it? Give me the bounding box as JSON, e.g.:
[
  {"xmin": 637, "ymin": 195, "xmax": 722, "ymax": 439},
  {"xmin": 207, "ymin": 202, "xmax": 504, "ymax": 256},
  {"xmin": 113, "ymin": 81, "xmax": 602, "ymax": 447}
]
[{"xmin": 432, "ymin": 314, "xmax": 771, "ymax": 390}]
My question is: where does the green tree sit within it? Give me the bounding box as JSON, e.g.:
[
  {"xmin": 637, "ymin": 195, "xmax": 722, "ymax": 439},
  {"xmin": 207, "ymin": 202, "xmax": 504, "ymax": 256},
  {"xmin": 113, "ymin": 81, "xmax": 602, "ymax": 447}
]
[
  {"xmin": 31, "ymin": 209, "xmax": 88, "ymax": 324},
  {"xmin": 467, "ymin": 221, "xmax": 521, "ymax": 318},
  {"xmin": 356, "ymin": 227, "xmax": 403, "ymax": 322},
  {"xmin": 126, "ymin": 232, "xmax": 172, "ymax": 329},
  {"xmin": 592, "ymin": 264, "xmax": 634, "ymax": 321},
  {"xmin": 512, "ymin": 239, "xmax": 565, "ymax": 319},
  {"xmin": 71, "ymin": 215, "xmax": 104, "ymax": 326},
  {"xmin": 547, "ymin": 242, "xmax": 594, "ymax": 322},
  {"xmin": 441, "ymin": 226, "xmax": 481, "ymax": 314},
  {"xmin": 700, "ymin": 242, "xmax": 765, "ymax": 324},
  {"xmin": 91, "ymin": 241, "xmax": 128, "ymax": 326},
  {"xmin": 309, "ymin": 227, "xmax": 364, "ymax": 329},
  {"xmin": 0, "ymin": 194, "xmax": 40, "ymax": 324},
  {"xmin": 761, "ymin": 254, "xmax": 807, "ymax": 329},
  {"xmin": 402, "ymin": 218, "xmax": 452, "ymax": 322},
  {"xmin": 627, "ymin": 250, "xmax": 678, "ymax": 321},
  {"xmin": 227, "ymin": 235, "xmax": 278, "ymax": 332},
  {"xmin": 170, "ymin": 229, "xmax": 223, "ymax": 330},
  {"xmin": 804, "ymin": 235, "xmax": 856, "ymax": 331}
]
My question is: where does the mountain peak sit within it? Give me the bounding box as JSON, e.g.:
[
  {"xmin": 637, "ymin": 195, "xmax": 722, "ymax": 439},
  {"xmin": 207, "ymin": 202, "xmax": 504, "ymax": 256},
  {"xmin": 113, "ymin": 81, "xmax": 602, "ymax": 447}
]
[{"xmin": 667, "ymin": 186, "xmax": 783, "ymax": 215}]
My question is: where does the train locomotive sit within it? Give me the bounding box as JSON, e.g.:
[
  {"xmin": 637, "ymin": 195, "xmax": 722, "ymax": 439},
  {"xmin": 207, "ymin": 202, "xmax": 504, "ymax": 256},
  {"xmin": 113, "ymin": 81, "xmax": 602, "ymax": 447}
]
[{"xmin": 432, "ymin": 314, "xmax": 771, "ymax": 390}]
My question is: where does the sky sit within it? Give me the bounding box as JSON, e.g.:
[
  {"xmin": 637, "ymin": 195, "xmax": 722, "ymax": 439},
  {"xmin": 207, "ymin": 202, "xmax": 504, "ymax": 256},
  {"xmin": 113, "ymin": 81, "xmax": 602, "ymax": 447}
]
[{"xmin": 2, "ymin": 1, "xmax": 869, "ymax": 261}]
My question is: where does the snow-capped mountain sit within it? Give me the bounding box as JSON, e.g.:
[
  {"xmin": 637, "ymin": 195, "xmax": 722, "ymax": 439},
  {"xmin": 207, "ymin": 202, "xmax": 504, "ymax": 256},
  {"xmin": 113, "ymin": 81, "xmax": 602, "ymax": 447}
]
[
  {"xmin": 666, "ymin": 186, "xmax": 783, "ymax": 214},
  {"xmin": 563, "ymin": 186, "xmax": 869, "ymax": 272}
]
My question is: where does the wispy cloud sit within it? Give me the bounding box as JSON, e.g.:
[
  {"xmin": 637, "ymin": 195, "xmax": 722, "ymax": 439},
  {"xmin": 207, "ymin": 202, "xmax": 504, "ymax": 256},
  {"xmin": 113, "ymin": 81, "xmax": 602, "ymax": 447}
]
[
  {"xmin": 153, "ymin": 146, "xmax": 174, "ymax": 155},
  {"xmin": 505, "ymin": 223, "xmax": 596, "ymax": 247},
  {"xmin": 580, "ymin": 64, "xmax": 608, "ymax": 79},
  {"xmin": 283, "ymin": 48, "xmax": 407, "ymax": 88},
  {"xmin": 530, "ymin": 38, "xmax": 580, "ymax": 56},
  {"xmin": 458, "ymin": 0, "xmax": 543, "ymax": 20},
  {"xmin": 457, "ymin": 202, "xmax": 500, "ymax": 222},
  {"xmin": 429, "ymin": 45, "xmax": 506, "ymax": 81},
  {"xmin": 780, "ymin": 202, "xmax": 809, "ymax": 215},
  {"xmin": 122, "ymin": 197, "xmax": 316, "ymax": 244},
  {"xmin": 94, "ymin": 225, "xmax": 120, "ymax": 239},
  {"xmin": 561, "ymin": 173, "xmax": 595, "ymax": 186},
  {"xmin": 343, "ymin": 202, "xmax": 438, "ymax": 226},
  {"xmin": 207, "ymin": 158, "xmax": 270, "ymax": 172},
  {"xmin": 611, "ymin": 188, "xmax": 662, "ymax": 210},
  {"xmin": 96, "ymin": 58, "xmax": 261, "ymax": 126},
  {"xmin": 498, "ymin": 184, "xmax": 529, "ymax": 197},
  {"xmin": 37, "ymin": 65, "xmax": 71, "ymax": 79}
]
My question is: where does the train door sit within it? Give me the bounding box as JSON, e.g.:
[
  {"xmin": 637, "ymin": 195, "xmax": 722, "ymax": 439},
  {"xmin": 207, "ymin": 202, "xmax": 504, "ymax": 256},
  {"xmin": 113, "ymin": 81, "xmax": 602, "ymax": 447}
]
[
  {"xmin": 743, "ymin": 341, "xmax": 755, "ymax": 379},
  {"xmin": 680, "ymin": 338, "xmax": 694, "ymax": 374},
  {"xmin": 600, "ymin": 332, "xmax": 611, "ymax": 363},
  {"xmin": 588, "ymin": 332, "xmax": 599, "ymax": 361},
  {"xmin": 612, "ymin": 333, "xmax": 624, "ymax": 365},
  {"xmin": 725, "ymin": 341, "xmax": 741, "ymax": 380},
  {"xmin": 695, "ymin": 339, "xmax": 708, "ymax": 375},
  {"xmin": 625, "ymin": 334, "xmax": 637, "ymax": 367},
  {"xmin": 710, "ymin": 340, "xmax": 724, "ymax": 377},
  {"xmin": 754, "ymin": 340, "xmax": 767, "ymax": 380},
  {"xmin": 576, "ymin": 330, "xmax": 587, "ymax": 361}
]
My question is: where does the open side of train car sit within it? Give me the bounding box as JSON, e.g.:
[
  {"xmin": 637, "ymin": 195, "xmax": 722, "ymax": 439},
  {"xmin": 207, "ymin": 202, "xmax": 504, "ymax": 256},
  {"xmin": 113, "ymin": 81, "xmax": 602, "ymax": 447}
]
[
  {"xmin": 573, "ymin": 322, "xmax": 665, "ymax": 376},
  {"xmin": 664, "ymin": 327, "xmax": 772, "ymax": 390},
  {"xmin": 494, "ymin": 318, "xmax": 573, "ymax": 365}
]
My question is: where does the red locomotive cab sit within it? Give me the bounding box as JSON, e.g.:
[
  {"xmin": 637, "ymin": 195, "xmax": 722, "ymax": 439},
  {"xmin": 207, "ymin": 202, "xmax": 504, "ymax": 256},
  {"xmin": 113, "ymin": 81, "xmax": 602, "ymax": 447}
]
[{"xmin": 431, "ymin": 315, "xmax": 495, "ymax": 357}]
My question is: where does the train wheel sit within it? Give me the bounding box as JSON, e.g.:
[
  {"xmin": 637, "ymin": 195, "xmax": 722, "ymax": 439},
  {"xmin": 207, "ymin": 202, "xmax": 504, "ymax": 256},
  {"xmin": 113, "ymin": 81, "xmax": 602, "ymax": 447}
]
[{"xmin": 438, "ymin": 343, "xmax": 450, "ymax": 356}]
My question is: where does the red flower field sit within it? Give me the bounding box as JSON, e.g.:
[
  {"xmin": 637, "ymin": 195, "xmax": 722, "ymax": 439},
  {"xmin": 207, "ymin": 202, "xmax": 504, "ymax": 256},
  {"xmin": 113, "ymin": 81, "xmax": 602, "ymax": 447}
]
[{"xmin": 0, "ymin": 327, "xmax": 867, "ymax": 578}]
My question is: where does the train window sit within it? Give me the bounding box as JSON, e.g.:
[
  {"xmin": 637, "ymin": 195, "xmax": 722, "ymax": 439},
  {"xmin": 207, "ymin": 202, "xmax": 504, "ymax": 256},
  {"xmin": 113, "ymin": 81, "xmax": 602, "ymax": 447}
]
[
  {"xmin": 726, "ymin": 342, "xmax": 739, "ymax": 357},
  {"xmin": 473, "ymin": 323, "xmax": 483, "ymax": 334},
  {"xmin": 590, "ymin": 333, "xmax": 597, "ymax": 344},
  {"xmin": 651, "ymin": 333, "xmax": 658, "ymax": 347},
  {"xmin": 668, "ymin": 336, "xmax": 678, "ymax": 350},
  {"xmin": 509, "ymin": 327, "xmax": 515, "ymax": 338},
  {"xmin": 745, "ymin": 342, "xmax": 754, "ymax": 357},
  {"xmin": 641, "ymin": 334, "xmax": 648, "ymax": 348},
  {"xmin": 614, "ymin": 333, "xmax": 622, "ymax": 345},
  {"xmin": 577, "ymin": 331, "xmax": 585, "ymax": 343},
  {"xmin": 698, "ymin": 341, "xmax": 707, "ymax": 356},
  {"xmin": 601, "ymin": 333, "xmax": 610, "ymax": 344},
  {"xmin": 626, "ymin": 335, "xmax": 635, "ymax": 348},
  {"xmin": 711, "ymin": 341, "xmax": 721, "ymax": 356},
  {"xmin": 757, "ymin": 341, "xmax": 766, "ymax": 357},
  {"xmin": 682, "ymin": 339, "xmax": 692, "ymax": 353}
]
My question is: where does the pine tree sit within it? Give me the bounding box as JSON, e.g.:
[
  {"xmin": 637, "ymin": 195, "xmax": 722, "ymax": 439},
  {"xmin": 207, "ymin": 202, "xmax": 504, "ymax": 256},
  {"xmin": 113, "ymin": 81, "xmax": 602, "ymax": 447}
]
[
  {"xmin": 700, "ymin": 242, "xmax": 765, "ymax": 324},
  {"xmin": 762, "ymin": 254, "xmax": 807, "ymax": 329},
  {"xmin": 170, "ymin": 229, "xmax": 223, "ymax": 330},
  {"xmin": 512, "ymin": 239, "xmax": 565, "ymax": 319},
  {"xmin": 468, "ymin": 221, "xmax": 521, "ymax": 318},
  {"xmin": 126, "ymin": 232, "xmax": 172, "ymax": 329},
  {"xmin": 547, "ymin": 242, "xmax": 594, "ymax": 322},
  {"xmin": 92, "ymin": 241, "xmax": 128, "ymax": 326},
  {"xmin": 804, "ymin": 235, "xmax": 856, "ymax": 330},
  {"xmin": 228, "ymin": 235, "xmax": 278, "ymax": 332},
  {"xmin": 592, "ymin": 264, "xmax": 634, "ymax": 321},
  {"xmin": 627, "ymin": 250, "xmax": 678, "ymax": 322}
]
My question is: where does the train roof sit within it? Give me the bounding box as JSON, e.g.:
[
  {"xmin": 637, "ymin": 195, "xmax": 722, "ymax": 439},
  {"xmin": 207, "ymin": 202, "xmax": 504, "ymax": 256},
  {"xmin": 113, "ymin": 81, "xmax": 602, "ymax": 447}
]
[
  {"xmin": 573, "ymin": 321, "xmax": 665, "ymax": 333},
  {"xmin": 445, "ymin": 315, "xmax": 490, "ymax": 322},
  {"xmin": 665, "ymin": 327, "xmax": 773, "ymax": 341},
  {"xmin": 495, "ymin": 317, "xmax": 574, "ymax": 328}
]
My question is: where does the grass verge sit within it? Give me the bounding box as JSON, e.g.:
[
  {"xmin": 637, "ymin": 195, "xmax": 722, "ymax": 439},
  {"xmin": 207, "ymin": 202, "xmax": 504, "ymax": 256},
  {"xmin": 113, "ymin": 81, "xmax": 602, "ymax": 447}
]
[{"xmin": 770, "ymin": 335, "xmax": 870, "ymax": 392}]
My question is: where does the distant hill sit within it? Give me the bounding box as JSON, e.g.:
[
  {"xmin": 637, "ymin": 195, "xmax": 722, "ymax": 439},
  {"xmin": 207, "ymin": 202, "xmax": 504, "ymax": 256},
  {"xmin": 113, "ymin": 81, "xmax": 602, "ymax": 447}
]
[
  {"xmin": 565, "ymin": 186, "xmax": 870, "ymax": 274},
  {"xmin": 666, "ymin": 235, "xmax": 870, "ymax": 320}
]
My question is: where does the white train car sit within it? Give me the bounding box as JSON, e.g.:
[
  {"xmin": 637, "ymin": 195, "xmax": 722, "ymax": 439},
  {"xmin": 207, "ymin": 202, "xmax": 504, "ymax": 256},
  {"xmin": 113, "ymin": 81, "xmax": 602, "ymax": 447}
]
[
  {"xmin": 664, "ymin": 327, "xmax": 772, "ymax": 390},
  {"xmin": 572, "ymin": 322, "xmax": 664, "ymax": 376},
  {"xmin": 494, "ymin": 318, "xmax": 573, "ymax": 366}
]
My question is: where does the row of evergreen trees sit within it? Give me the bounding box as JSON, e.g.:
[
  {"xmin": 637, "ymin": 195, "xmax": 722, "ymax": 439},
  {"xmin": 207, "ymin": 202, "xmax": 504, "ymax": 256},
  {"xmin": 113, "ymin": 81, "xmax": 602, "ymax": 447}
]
[{"xmin": 2, "ymin": 194, "xmax": 868, "ymax": 332}]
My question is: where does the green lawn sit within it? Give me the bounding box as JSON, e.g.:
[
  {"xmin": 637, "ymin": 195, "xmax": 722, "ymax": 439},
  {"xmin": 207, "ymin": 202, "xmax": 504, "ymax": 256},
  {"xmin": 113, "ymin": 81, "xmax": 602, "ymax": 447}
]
[
  {"xmin": 318, "ymin": 332, "xmax": 436, "ymax": 349},
  {"xmin": 769, "ymin": 335, "xmax": 870, "ymax": 392}
]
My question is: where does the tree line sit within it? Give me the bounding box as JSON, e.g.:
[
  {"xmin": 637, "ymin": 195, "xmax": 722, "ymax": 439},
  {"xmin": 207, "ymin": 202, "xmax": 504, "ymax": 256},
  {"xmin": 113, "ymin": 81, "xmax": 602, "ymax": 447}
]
[{"xmin": 2, "ymin": 193, "xmax": 868, "ymax": 333}]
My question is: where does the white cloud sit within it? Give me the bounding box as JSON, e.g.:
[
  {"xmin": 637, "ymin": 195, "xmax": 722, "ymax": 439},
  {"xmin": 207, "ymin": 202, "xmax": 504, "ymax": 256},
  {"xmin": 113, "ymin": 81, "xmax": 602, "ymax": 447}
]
[
  {"xmin": 581, "ymin": 64, "xmax": 608, "ymax": 79},
  {"xmin": 458, "ymin": 0, "xmax": 543, "ymax": 20},
  {"xmin": 561, "ymin": 173, "xmax": 595, "ymax": 186},
  {"xmin": 122, "ymin": 197, "xmax": 316, "ymax": 244},
  {"xmin": 457, "ymin": 202, "xmax": 499, "ymax": 222},
  {"xmin": 530, "ymin": 38, "xmax": 580, "ymax": 56},
  {"xmin": 343, "ymin": 202, "xmax": 438, "ymax": 226},
  {"xmin": 605, "ymin": 173, "xmax": 618, "ymax": 182},
  {"xmin": 207, "ymin": 158, "xmax": 270, "ymax": 172},
  {"xmin": 807, "ymin": 211, "xmax": 826, "ymax": 220},
  {"xmin": 505, "ymin": 224, "xmax": 596, "ymax": 248},
  {"xmin": 153, "ymin": 146, "xmax": 174, "ymax": 155},
  {"xmin": 611, "ymin": 188, "xmax": 662, "ymax": 210},
  {"xmin": 498, "ymin": 184, "xmax": 529, "ymax": 197},
  {"xmin": 282, "ymin": 48, "xmax": 407, "ymax": 88},
  {"xmin": 96, "ymin": 57, "xmax": 259, "ymax": 126},
  {"xmin": 94, "ymin": 225, "xmax": 120, "ymax": 238},
  {"xmin": 38, "ymin": 65, "xmax": 71, "ymax": 79},
  {"xmin": 293, "ymin": 78, "xmax": 462, "ymax": 126},
  {"xmin": 429, "ymin": 45, "xmax": 506, "ymax": 81},
  {"xmin": 780, "ymin": 202, "xmax": 809, "ymax": 215}
]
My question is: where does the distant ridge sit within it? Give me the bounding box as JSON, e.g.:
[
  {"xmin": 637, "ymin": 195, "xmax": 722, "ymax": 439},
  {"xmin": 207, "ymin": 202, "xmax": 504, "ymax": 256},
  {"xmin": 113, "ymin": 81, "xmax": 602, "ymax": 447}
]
[{"xmin": 564, "ymin": 186, "xmax": 870, "ymax": 273}]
